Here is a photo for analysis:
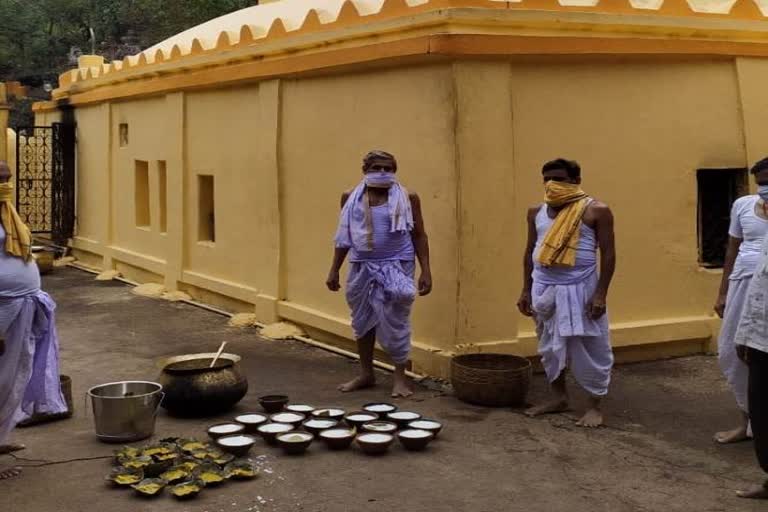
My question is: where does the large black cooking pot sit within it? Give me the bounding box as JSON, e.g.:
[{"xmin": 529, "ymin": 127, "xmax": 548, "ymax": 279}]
[{"xmin": 157, "ymin": 353, "xmax": 248, "ymax": 417}]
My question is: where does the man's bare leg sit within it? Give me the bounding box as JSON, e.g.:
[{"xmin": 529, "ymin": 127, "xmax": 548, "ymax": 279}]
[
  {"xmin": 715, "ymin": 411, "xmax": 751, "ymax": 444},
  {"xmin": 0, "ymin": 444, "xmax": 25, "ymax": 455},
  {"xmin": 0, "ymin": 465, "xmax": 22, "ymax": 481},
  {"xmin": 577, "ymin": 394, "xmax": 604, "ymax": 428},
  {"xmin": 338, "ymin": 331, "xmax": 377, "ymax": 392},
  {"xmin": 391, "ymin": 363, "xmax": 413, "ymax": 398},
  {"xmin": 525, "ymin": 372, "xmax": 569, "ymax": 417},
  {"xmin": 737, "ymin": 480, "xmax": 768, "ymax": 499}
]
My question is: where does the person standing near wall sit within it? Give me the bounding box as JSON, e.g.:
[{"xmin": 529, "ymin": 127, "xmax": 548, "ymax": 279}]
[
  {"xmin": 732, "ymin": 161, "xmax": 768, "ymax": 497},
  {"xmin": 0, "ymin": 160, "xmax": 67, "ymax": 481},
  {"xmin": 712, "ymin": 158, "xmax": 768, "ymax": 445},
  {"xmin": 326, "ymin": 150, "xmax": 432, "ymax": 398},
  {"xmin": 518, "ymin": 159, "xmax": 616, "ymax": 427}
]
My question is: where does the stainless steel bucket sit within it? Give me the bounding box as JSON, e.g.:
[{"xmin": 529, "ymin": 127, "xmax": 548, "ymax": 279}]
[{"xmin": 87, "ymin": 381, "xmax": 163, "ymax": 443}]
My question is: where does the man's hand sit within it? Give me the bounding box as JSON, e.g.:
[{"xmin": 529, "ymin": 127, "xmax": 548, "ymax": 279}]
[
  {"xmin": 326, "ymin": 269, "xmax": 341, "ymax": 292},
  {"xmin": 517, "ymin": 291, "xmax": 534, "ymax": 317},
  {"xmin": 587, "ymin": 292, "xmax": 607, "ymax": 320},
  {"xmin": 714, "ymin": 295, "xmax": 727, "ymax": 319},
  {"xmin": 418, "ymin": 271, "xmax": 432, "ymax": 296},
  {"xmin": 737, "ymin": 345, "xmax": 749, "ymax": 364}
]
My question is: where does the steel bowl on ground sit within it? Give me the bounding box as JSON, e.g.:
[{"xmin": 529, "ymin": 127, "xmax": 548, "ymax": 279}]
[{"xmin": 319, "ymin": 428, "xmax": 356, "ymax": 450}]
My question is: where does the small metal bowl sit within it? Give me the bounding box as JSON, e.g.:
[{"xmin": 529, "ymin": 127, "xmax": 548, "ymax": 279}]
[
  {"xmin": 356, "ymin": 433, "xmax": 395, "ymax": 455},
  {"xmin": 386, "ymin": 411, "xmax": 422, "ymax": 428},
  {"xmin": 361, "ymin": 421, "xmax": 398, "ymax": 435},
  {"xmin": 397, "ymin": 429, "xmax": 434, "ymax": 451},
  {"xmin": 286, "ymin": 404, "xmax": 315, "ymax": 414},
  {"xmin": 407, "ymin": 419, "xmax": 443, "ymax": 438},
  {"xmin": 234, "ymin": 413, "xmax": 269, "ymax": 434},
  {"xmin": 259, "ymin": 394, "xmax": 289, "ymax": 413},
  {"xmin": 215, "ymin": 434, "xmax": 257, "ymax": 457},
  {"xmin": 344, "ymin": 411, "xmax": 379, "ymax": 430},
  {"xmin": 257, "ymin": 422, "xmax": 294, "ymax": 445},
  {"xmin": 363, "ymin": 402, "xmax": 398, "ymax": 419},
  {"xmin": 301, "ymin": 418, "xmax": 339, "ymax": 436},
  {"xmin": 311, "ymin": 408, "xmax": 346, "ymax": 421},
  {"xmin": 270, "ymin": 412, "xmax": 307, "ymax": 428},
  {"xmin": 276, "ymin": 431, "xmax": 314, "ymax": 455},
  {"xmin": 207, "ymin": 422, "xmax": 245, "ymax": 440},
  {"xmin": 319, "ymin": 428, "xmax": 356, "ymax": 450}
]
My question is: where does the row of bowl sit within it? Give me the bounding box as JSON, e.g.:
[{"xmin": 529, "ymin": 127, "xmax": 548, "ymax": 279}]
[{"xmin": 209, "ymin": 400, "xmax": 444, "ymax": 456}]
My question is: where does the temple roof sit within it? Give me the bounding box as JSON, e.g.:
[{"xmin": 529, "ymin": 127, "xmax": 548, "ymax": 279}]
[{"xmin": 44, "ymin": 0, "xmax": 768, "ymax": 108}]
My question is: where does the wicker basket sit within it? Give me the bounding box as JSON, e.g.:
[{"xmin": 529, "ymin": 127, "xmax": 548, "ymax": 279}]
[
  {"xmin": 451, "ymin": 354, "xmax": 532, "ymax": 407},
  {"xmin": 17, "ymin": 375, "xmax": 73, "ymax": 427}
]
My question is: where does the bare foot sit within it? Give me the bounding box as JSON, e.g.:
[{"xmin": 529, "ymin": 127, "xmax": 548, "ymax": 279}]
[
  {"xmin": 714, "ymin": 425, "xmax": 750, "ymax": 444},
  {"xmin": 525, "ymin": 398, "xmax": 569, "ymax": 417},
  {"xmin": 338, "ymin": 375, "xmax": 376, "ymax": 393},
  {"xmin": 391, "ymin": 376, "xmax": 414, "ymax": 398},
  {"xmin": 737, "ymin": 484, "xmax": 768, "ymax": 499},
  {"xmin": 576, "ymin": 408, "xmax": 604, "ymax": 428},
  {"xmin": 0, "ymin": 466, "xmax": 22, "ymax": 481},
  {"xmin": 0, "ymin": 444, "xmax": 25, "ymax": 455}
]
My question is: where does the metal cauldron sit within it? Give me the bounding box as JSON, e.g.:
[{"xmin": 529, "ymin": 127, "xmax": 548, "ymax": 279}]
[
  {"xmin": 157, "ymin": 353, "xmax": 248, "ymax": 417},
  {"xmin": 87, "ymin": 381, "xmax": 164, "ymax": 443}
]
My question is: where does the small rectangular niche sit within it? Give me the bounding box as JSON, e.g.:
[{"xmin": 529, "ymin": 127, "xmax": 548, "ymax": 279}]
[
  {"xmin": 135, "ymin": 160, "xmax": 150, "ymax": 228},
  {"xmin": 198, "ymin": 174, "xmax": 215, "ymax": 243},
  {"xmin": 697, "ymin": 168, "xmax": 748, "ymax": 268},
  {"xmin": 119, "ymin": 123, "xmax": 129, "ymax": 147},
  {"xmin": 158, "ymin": 161, "xmax": 167, "ymax": 233}
]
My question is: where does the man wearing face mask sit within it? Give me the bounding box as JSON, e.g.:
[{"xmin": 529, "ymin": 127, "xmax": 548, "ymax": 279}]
[
  {"xmin": 518, "ymin": 159, "xmax": 616, "ymax": 428},
  {"xmin": 733, "ymin": 158, "xmax": 768, "ymax": 499},
  {"xmin": 326, "ymin": 150, "xmax": 432, "ymax": 398},
  {"xmin": 0, "ymin": 161, "xmax": 66, "ymax": 481},
  {"xmin": 712, "ymin": 159, "xmax": 768, "ymax": 445}
]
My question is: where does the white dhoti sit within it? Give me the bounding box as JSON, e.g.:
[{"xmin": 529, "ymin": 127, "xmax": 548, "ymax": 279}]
[
  {"xmin": 719, "ymin": 277, "xmax": 750, "ymax": 413},
  {"xmin": 532, "ymin": 269, "xmax": 613, "ymax": 397}
]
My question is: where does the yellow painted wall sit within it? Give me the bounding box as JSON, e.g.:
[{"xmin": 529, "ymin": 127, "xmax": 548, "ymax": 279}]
[
  {"xmin": 75, "ymin": 104, "xmax": 110, "ymax": 244},
  {"xmin": 279, "ymin": 65, "xmax": 459, "ymax": 351},
  {"xmin": 39, "ymin": 56, "xmax": 768, "ymax": 377},
  {"xmin": 111, "ymin": 97, "xmax": 171, "ymax": 264},
  {"xmin": 509, "ymin": 59, "xmax": 745, "ymax": 327},
  {"xmin": 185, "ymin": 86, "xmax": 267, "ymax": 292}
]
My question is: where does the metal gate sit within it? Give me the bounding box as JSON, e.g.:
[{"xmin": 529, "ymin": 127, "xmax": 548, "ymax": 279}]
[{"xmin": 15, "ymin": 123, "xmax": 76, "ymax": 244}]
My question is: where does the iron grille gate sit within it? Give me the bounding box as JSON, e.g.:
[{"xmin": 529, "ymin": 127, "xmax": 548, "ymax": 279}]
[{"xmin": 15, "ymin": 123, "xmax": 76, "ymax": 244}]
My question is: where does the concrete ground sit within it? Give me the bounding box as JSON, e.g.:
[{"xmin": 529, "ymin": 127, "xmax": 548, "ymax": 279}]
[{"xmin": 0, "ymin": 267, "xmax": 765, "ymax": 512}]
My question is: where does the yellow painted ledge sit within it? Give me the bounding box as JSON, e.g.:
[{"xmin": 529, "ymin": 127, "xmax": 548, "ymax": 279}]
[{"xmin": 34, "ymin": 3, "xmax": 768, "ymax": 112}]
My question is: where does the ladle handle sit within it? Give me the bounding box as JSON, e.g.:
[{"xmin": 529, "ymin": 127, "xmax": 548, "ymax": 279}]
[{"xmin": 210, "ymin": 341, "xmax": 227, "ymax": 368}]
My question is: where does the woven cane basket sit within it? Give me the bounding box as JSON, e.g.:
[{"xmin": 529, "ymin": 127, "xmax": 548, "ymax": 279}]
[{"xmin": 451, "ymin": 354, "xmax": 532, "ymax": 407}]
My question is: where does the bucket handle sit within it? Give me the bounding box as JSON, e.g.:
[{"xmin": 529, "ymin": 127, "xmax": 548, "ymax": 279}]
[{"xmin": 84, "ymin": 391, "xmax": 166, "ymax": 418}]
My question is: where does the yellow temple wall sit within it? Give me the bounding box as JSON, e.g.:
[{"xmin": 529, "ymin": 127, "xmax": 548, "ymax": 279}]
[{"xmin": 39, "ymin": 56, "xmax": 768, "ymax": 378}]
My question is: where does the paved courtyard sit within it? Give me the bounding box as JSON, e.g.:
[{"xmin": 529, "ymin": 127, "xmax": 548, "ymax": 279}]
[{"xmin": 0, "ymin": 267, "xmax": 764, "ymax": 512}]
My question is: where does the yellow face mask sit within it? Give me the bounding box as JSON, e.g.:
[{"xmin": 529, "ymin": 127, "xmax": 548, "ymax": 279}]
[
  {"xmin": 544, "ymin": 180, "xmax": 585, "ymax": 208},
  {"xmin": 0, "ymin": 182, "xmax": 13, "ymax": 203}
]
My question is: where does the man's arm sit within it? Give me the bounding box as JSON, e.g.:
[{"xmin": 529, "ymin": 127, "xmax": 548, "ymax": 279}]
[
  {"xmin": 517, "ymin": 206, "xmax": 539, "ymax": 317},
  {"xmin": 714, "ymin": 237, "xmax": 742, "ymax": 318},
  {"xmin": 589, "ymin": 202, "xmax": 615, "ymax": 319},
  {"xmin": 410, "ymin": 193, "xmax": 432, "ymax": 296},
  {"xmin": 326, "ymin": 192, "xmax": 351, "ymax": 292}
]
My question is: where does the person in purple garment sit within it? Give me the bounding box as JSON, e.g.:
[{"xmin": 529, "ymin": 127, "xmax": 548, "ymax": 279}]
[
  {"xmin": 0, "ymin": 160, "xmax": 67, "ymax": 481},
  {"xmin": 326, "ymin": 150, "xmax": 432, "ymax": 398}
]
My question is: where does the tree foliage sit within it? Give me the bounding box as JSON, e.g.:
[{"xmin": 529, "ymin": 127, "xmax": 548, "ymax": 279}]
[{"xmin": 0, "ymin": 0, "xmax": 258, "ymax": 83}]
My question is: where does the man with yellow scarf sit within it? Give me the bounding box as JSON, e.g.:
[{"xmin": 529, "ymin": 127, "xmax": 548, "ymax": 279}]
[
  {"xmin": 518, "ymin": 159, "xmax": 616, "ymax": 428},
  {"xmin": 0, "ymin": 161, "xmax": 66, "ymax": 481}
]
